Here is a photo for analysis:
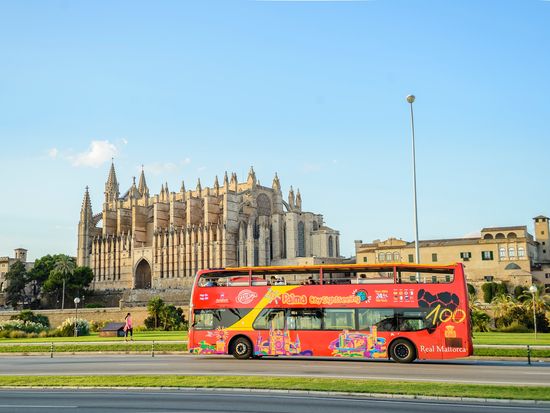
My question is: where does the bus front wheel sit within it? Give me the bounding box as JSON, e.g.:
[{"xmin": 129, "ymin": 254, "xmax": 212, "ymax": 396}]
[
  {"xmin": 389, "ymin": 339, "xmax": 416, "ymax": 363},
  {"xmin": 231, "ymin": 337, "xmax": 253, "ymax": 360}
]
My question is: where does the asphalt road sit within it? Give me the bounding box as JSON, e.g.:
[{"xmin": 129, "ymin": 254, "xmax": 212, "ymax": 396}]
[
  {"xmin": 0, "ymin": 355, "xmax": 549, "ymax": 386},
  {"xmin": 0, "ymin": 390, "xmax": 548, "ymax": 413}
]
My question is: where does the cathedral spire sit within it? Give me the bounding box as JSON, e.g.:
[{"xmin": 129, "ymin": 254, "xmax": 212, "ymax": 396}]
[
  {"xmin": 196, "ymin": 178, "xmax": 202, "ymax": 194},
  {"xmin": 104, "ymin": 160, "xmax": 120, "ymax": 203},
  {"xmin": 164, "ymin": 181, "xmax": 170, "ymax": 196},
  {"xmin": 137, "ymin": 165, "xmax": 148, "ymax": 196},
  {"xmin": 80, "ymin": 186, "xmax": 93, "ymax": 218},
  {"xmin": 288, "ymin": 186, "xmax": 295, "ymax": 209},
  {"xmin": 214, "ymin": 175, "xmax": 220, "ymax": 195},
  {"xmin": 223, "ymin": 171, "xmax": 229, "ymax": 189},
  {"xmin": 272, "ymin": 173, "xmax": 281, "ymax": 192},
  {"xmin": 160, "ymin": 183, "xmax": 165, "ymax": 201},
  {"xmin": 230, "ymin": 172, "xmax": 238, "ymax": 192},
  {"xmin": 180, "ymin": 179, "xmax": 186, "ymax": 194},
  {"xmin": 296, "ymin": 188, "xmax": 302, "ymax": 211},
  {"xmin": 247, "ymin": 166, "xmax": 256, "ymax": 187}
]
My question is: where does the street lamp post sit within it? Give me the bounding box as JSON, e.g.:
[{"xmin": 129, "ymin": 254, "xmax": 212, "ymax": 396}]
[
  {"xmin": 74, "ymin": 297, "xmax": 81, "ymax": 337},
  {"xmin": 529, "ymin": 285, "xmax": 538, "ymax": 341},
  {"xmin": 406, "ymin": 94, "xmax": 420, "ymax": 269}
]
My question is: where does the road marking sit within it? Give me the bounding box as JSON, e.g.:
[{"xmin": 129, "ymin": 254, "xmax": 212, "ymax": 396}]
[{"xmin": 0, "ymin": 405, "xmax": 76, "ymax": 409}]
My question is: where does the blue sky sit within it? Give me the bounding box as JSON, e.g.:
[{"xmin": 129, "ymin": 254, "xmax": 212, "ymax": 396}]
[{"xmin": 1, "ymin": 0, "xmax": 549, "ymax": 260}]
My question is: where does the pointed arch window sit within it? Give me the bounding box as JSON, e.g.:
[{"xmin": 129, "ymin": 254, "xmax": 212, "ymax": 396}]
[
  {"xmin": 328, "ymin": 235, "xmax": 334, "ymax": 257},
  {"xmin": 297, "ymin": 222, "xmax": 305, "ymax": 257}
]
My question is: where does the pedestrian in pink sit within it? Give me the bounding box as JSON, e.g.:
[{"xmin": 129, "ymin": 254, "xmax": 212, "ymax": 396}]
[{"xmin": 124, "ymin": 312, "xmax": 133, "ymax": 341}]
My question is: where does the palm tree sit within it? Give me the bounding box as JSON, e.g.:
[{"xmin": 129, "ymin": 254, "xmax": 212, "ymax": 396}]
[
  {"xmin": 520, "ymin": 286, "xmax": 550, "ymax": 314},
  {"xmin": 490, "ymin": 294, "xmax": 518, "ymax": 328},
  {"xmin": 147, "ymin": 297, "xmax": 165, "ymax": 329},
  {"xmin": 54, "ymin": 255, "xmax": 75, "ymax": 310}
]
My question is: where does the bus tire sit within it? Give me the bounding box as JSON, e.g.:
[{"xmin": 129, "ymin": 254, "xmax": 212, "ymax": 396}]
[
  {"xmin": 389, "ymin": 339, "xmax": 416, "ymax": 363},
  {"xmin": 231, "ymin": 336, "xmax": 253, "ymax": 360}
]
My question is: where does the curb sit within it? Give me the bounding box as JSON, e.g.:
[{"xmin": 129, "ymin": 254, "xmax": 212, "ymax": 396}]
[{"xmin": 0, "ymin": 385, "xmax": 549, "ymax": 406}]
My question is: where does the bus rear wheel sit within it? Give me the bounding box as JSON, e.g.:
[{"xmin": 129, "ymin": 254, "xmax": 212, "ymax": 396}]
[
  {"xmin": 390, "ymin": 339, "xmax": 416, "ymax": 363},
  {"xmin": 231, "ymin": 337, "xmax": 253, "ymax": 360}
]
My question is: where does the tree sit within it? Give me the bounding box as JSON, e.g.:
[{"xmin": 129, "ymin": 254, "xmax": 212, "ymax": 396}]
[
  {"xmin": 146, "ymin": 297, "xmax": 165, "ymax": 329},
  {"xmin": 491, "ymin": 294, "xmax": 519, "ymax": 328},
  {"xmin": 42, "ymin": 256, "xmax": 92, "ymax": 309},
  {"xmin": 4, "ymin": 261, "xmax": 28, "ymax": 308},
  {"xmin": 26, "ymin": 254, "xmax": 61, "ymax": 306},
  {"xmin": 52, "ymin": 255, "xmax": 75, "ymax": 309}
]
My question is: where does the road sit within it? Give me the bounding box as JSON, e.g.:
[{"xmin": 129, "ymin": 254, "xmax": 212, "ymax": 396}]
[
  {"xmin": 0, "ymin": 355, "xmax": 548, "ymax": 386},
  {"xmin": 0, "ymin": 389, "xmax": 548, "ymax": 413}
]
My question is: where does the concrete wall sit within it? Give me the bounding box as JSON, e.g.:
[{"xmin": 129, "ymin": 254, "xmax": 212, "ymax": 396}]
[{"xmin": 0, "ymin": 306, "xmax": 188, "ymax": 329}]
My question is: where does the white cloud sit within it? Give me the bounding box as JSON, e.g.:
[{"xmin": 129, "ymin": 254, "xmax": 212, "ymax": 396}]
[
  {"xmin": 181, "ymin": 158, "xmax": 191, "ymax": 165},
  {"xmin": 70, "ymin": 140, "xmax": 118, "ymax": 168},
  {"xmin": 462, "ymin": 231, "xmax": 481, "ymax": 238},
  {"xmin": 48, "ymin": 148, "xmax": 58, "ymax": 159}
]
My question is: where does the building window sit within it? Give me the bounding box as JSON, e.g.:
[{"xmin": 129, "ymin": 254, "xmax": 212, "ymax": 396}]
[
  {"xmin": 544, "ymin": 250, "xmax": 547, "ymax": 254},
  {"xmin": 484, "ymin": 275, "xmax": 494, "ymax": 282},
  {"xmin": 386, "ymin": 252, "xmax": 392, "ymax": 262},
  {"xmin": 328, "ymin": 236, "xmax": 334, "ymax": 257},
  {"xmin": 393, "ymin": 252, "xmax": 400, "ymax": 262},
  {"xmin": 499, "ymin": 247, "xmax": 506, "ymax": 258},
  {"xmin": 432, "ymin": 253, "xmax": 438, "ymax": 262},
  {"xmin": 508, "ymin": 247, "xmax": 515, "ymax": 257},
  {"xmin": 378, "ymin": 253, "xmax": 385, "ymax": 262},
  {"xmin": 363, "ymin": 256, "xmax": 368, "ymax": 263},
  {"xmin": 545, "ymin": 273, "xmax": 550, "ymax": 279},
  {"xmin": 482, "ymin": 251, "xmax": 494, "ymax": 261},
  {"xmin": 408, "ymin": 254, "xmax": 414, "ymax": 263},
  {"xmin": 460, "ymin": 252, "xmax": 471, "ymax": 261},
  {"xmin": 518, "ymin": 247, "xmax": 525, "ymax": 257}
]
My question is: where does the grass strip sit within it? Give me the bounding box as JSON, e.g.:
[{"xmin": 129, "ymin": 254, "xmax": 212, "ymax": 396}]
[
  {"xmin": 0, "ymin": 375, "xmax": 547, "ymax": 401},
  {"xmin": 0, "ymin": 343, "xmax": 187, "ymax": 353},
  {"xmin": 473, "ymin": 348, "xmax": 550, "ymax": 358},
  {"xmin": 1, "ymin": 344, "xmax": 548, "ymax": 358}
]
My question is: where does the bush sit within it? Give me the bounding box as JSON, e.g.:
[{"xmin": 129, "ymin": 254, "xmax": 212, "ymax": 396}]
[
  {"xmin": 89, "ymin": 319, "xmax": 113, "ymax": 333},
  {"xmin": 513, "ymin": 285, "xmax": 527, "ymax": 301},
  {"xmin": 481, "ymin": 282, "xmax": 508, "ymax": 303},
  {"xmin": 471, "ymin": 309, "xmax": 491, "ymax": 332},
  {"xmin": 56, "ymin": 318, "xmax": 90, "ymax": 337},
  {"xmin": 467, "ymin": 283, "xmax": 476, "ymax": 296},
  {"xmin": 85, "ymin": 303, "xmax": 105, "ymax": 309},
  {"xmin": 10, "ymin": 310, "xmax": 50, "ymax": 328},
  {"xmin": 0, "ymin": 319, "xmax": 47, "ymax": 334},
  {"xmin": 496, "ymin": 321, "xmax": 531, "ymax": 333}
]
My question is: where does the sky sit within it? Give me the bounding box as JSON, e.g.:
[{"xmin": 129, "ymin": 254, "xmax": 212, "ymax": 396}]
[{"xmin": 0, "ymin": 0, "xmax": 549, "ymax": 261}]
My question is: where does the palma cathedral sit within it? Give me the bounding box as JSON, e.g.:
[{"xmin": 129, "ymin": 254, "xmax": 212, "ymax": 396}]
[{"xmin": 77, "ymin": 163, "xmax": 342, "ymax": 291}]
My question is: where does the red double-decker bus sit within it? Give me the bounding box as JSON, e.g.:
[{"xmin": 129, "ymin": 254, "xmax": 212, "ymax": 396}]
[{"xmin": 188, "ymin": 263, "xmax": 472, "ymax": 363}]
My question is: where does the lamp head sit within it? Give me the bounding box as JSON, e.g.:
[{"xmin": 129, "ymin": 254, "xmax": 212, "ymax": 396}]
[
  {"xmin": 529, "ymin": 285, "xmax": 538, "ymax": 294},
  {"xmin": 74, "ymin": 297, "xmax": 81, "ymax": 304},
  {"xmin": 406, "ymin": 95, "xmax": 416, "ymax": 104}
]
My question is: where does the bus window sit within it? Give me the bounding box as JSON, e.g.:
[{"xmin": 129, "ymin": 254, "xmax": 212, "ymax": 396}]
[
  {"xmin": 193, "ymin": 309, "xmax": 215, "ymax": 330},
  {"xmin": 193, "ymin": 308, "xmax": 252, "ymax": 330},
  {"xmin": 323, "ymin": 309, "xmax": 355, "ymax": 330},
  {"xmin": 287, "ymin": 309, "xmax": 323, "ymax": 330},
  {"xmin": 253, "ymin": 309, "xmax": 285, "ymax": 330},
  {"xmin": 395, "ymin": 309, "xmax": 433, "ymax": 331},
  {"xmin": 357, "ymin": 308, "xmax": 395, "ymax": 331}
]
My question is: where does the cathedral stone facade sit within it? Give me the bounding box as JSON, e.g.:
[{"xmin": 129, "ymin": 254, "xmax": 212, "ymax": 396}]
[{"xmin": 77, "ymin": 163, "xmax": 341, "ymax": 291}]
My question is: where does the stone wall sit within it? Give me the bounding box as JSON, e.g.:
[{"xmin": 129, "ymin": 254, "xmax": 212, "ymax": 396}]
[{"xmin": 0, "ymin": 306, "xmax": 186, "ymax": 329}]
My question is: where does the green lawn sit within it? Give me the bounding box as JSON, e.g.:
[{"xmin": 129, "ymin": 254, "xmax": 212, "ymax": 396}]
[
  {"xmin": 472, "ymin": 332, "xmax": 550, "ymax": 346},
  {"xmin": 0, "ymin": 376, "xmax": 547, "ymax": 401},
  {"xmin": 0, "ymin": 330, "xmax": 187, "ymax": 343}
]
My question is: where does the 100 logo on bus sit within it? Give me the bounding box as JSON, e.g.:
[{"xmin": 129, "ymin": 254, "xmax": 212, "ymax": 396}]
[{"xmin": 425, "ymin": 304, "xmax": 466, "ymax": 324}]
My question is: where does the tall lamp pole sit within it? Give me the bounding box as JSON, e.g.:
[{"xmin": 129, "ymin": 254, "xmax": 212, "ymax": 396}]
[
  {"xmin": 74, "ymin": 297, "xmax": 81, "ymax": 337},
  {"xmin": 407, "ymin": 94, "xmax": 420, "ymax": 268},
  {"xmin": 529, "ymin": 285, "xmax": 538, "ymax": 341}
]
